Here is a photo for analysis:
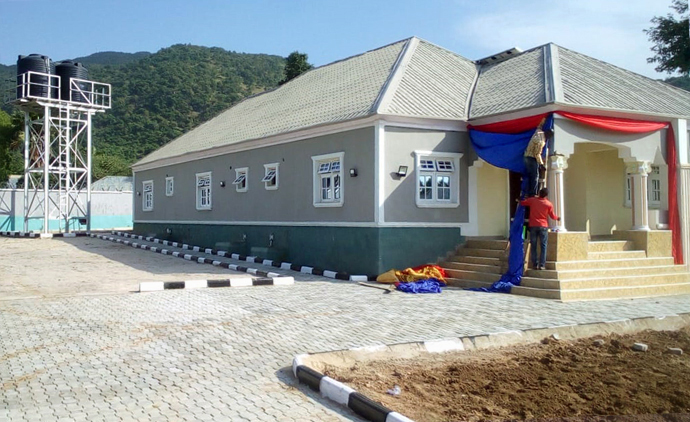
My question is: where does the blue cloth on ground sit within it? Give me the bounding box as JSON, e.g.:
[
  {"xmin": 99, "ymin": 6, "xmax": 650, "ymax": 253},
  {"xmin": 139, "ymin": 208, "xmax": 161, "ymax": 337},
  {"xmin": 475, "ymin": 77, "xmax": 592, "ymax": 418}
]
[
  {"xmin": 467, "ymin": 115, "xmax": 553, "ymax": 294},
  {"xmin": 396, "ymin": 278, "xmax": 445, "ymax": 294}
]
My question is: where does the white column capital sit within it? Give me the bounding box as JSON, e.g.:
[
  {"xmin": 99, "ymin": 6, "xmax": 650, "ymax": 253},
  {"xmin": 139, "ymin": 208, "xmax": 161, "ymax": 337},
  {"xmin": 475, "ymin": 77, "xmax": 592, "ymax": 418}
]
[
  {"xmin": 549, "ymin": 154, "xmax": 568, "ymax": 171},
  {"xmin": 625, "ymin": 161, "xmax": 652, "ymax": 175}
]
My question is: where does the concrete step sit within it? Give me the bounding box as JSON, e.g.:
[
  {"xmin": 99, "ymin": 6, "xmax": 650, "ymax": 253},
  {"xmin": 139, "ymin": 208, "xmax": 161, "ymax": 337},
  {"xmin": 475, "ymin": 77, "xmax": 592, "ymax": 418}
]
[
  {"xmin": 444, "ymin": 269, "xmax": 502, "ymax": 283},
  {"xmin": 445, "ymin": 256, "xmax": 502, "ymax": 266},
  {"xmin": 560, "ymin": 282, "xmax": 690, "ymax": 301},
  {"xmin": 440, "ymin": 261, "xmax": 503, "ymax": 274},
  {"xmin": 445, "ymin": 278, "xmax": 562, "ymax": 300},
  {"xmin": 520, "ymin": 272, "xmax": 690, "ymax": 290},
  {"xmin": 525, "ymin": 265, "xmax": 687, "ymax": 280},
  {"xmin": 587, "ymin": 250, "xmax": 647, "ymax": 260},
  {"xmin": 587, "ymin": 240, "xmax": 635, "ymax": 252},
  {"xmin": 455, "ymin": 248, "xmax": 506, "ymax": 259},
  {"xmin": 545, "ymin": 257, "xmax": 674, "ymax": 270},
  {"xmin": 465, "ymin": 239, "xmax": 509, "ymax": 251}
]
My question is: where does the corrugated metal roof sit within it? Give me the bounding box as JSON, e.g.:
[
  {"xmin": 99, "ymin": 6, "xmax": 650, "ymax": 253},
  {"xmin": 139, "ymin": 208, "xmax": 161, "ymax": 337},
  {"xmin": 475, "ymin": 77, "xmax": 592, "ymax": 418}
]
[
  {"xmin": 469, "ymin": 46, "xmax": 547, "ymax": 118},
  {"xmin": 136, "ymin": 39, "xmax": 409, "ymax": 166},
  {"xmin": 381, "ymin": 40, "xmax": 477, "ymax": 119},
  {"xmin": 557, "ymin": 46, "xmax": 690, "ymax": 116}
]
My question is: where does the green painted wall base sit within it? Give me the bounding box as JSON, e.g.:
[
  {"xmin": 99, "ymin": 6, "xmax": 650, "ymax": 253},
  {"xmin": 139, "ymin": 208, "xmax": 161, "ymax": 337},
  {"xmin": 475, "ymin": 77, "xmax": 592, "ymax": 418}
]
[{"xmin": 134, "ymin": 223, "xmax": 463, "ymax": 276}]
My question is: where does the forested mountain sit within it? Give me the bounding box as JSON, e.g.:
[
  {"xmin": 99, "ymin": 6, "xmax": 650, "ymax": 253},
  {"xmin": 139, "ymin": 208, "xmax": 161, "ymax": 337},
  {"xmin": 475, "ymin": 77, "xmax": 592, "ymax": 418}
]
[{"xmin": 1, "ymin": 45, "xmax": 285, "ymax": 178}]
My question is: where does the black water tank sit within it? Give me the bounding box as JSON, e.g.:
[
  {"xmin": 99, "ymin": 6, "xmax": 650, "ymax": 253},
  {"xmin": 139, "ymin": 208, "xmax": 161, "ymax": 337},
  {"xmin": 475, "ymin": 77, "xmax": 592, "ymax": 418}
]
[
  {"xmin": 16, "ymin": 54, "xmax": 57, "ymax": 99},
  {"xmin": 55, "ymin": 61, "xmax": 89, "ymax": 103}
]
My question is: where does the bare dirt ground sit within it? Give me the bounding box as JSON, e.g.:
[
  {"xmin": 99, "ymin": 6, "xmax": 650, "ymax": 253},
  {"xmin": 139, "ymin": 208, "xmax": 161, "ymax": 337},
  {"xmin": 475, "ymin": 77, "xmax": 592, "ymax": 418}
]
[
  {"xmin": 325, "ymin": 328, "xmax": 690, "ymax": 422},
  {"xmin": 0, "ymin": 236, "xmax": 250, "ymax": 300}
]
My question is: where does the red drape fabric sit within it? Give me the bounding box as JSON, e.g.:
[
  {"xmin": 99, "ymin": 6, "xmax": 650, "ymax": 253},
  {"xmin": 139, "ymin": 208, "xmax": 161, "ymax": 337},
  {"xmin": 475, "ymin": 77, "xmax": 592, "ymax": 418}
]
[
  {"xmin": 556, "ymin": 111, "xmax": 668, "ymax": 133},
  {"xmin": 470, "ymin": 111, "xmax": 683, "ymax": 264},
  {"xmin": 667, "ymin": 125, "xmax": 683, "ymax": 264},
  {"xmin": 467, "ymin": 113, "xmax": 550, "ymax": 133}
]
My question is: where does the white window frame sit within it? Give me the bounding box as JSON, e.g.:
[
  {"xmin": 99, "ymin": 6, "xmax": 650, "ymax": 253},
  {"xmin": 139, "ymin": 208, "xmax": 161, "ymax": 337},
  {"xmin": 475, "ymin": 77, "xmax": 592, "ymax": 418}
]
[
  {"xmin": 142, "ymin": 180, "xmax": 153, "ymax": 212},
  {"xmin": 165, "ymin": 176, "xmax": 174, "ymax": 197},
  {"xmin": 649, "ymin": 165, "xmax": 662, "ymax": 206},
  {"xmin": 312, "ymin": 152, "xmax": 344, "ymax": 208},
  {"xmin": 196, "ymin": 171, "xmax": 212, "ymax": 211},
  {"xmin": 233, "ymin": 167, "xmax": 248, "ymax": 193},
  {"xmin": 414, "ymin": 151, "xmax": 463, "ymax": 208},
  {"xmin": 262, "ymin": 163, "xmax": 279, "ymax": 190}
]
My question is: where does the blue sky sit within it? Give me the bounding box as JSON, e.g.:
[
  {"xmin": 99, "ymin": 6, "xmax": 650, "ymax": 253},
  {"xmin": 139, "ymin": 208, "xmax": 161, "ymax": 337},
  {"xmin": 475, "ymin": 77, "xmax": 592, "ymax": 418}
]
[{"xmin": 0, "ymin": 0, "xmax": 677, "ymax": 79}]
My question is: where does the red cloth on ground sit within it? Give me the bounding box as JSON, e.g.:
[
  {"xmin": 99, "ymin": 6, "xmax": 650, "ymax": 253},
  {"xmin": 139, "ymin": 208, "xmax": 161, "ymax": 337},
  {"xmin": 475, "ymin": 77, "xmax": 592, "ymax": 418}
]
[{"xmin": 520, "ymin": 197, "xmax": 558, "ymax": 228}]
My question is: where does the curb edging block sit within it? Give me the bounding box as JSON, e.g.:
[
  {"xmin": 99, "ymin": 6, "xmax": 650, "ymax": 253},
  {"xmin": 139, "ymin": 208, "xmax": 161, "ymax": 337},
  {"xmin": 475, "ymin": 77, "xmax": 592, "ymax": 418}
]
[
  {"xmin": 293, "ymin": 363, "xmax": 396, "ymax": 422},
  {"xmin": 106, "ymin": 230, "xmax": 371, "ymax": 283}
]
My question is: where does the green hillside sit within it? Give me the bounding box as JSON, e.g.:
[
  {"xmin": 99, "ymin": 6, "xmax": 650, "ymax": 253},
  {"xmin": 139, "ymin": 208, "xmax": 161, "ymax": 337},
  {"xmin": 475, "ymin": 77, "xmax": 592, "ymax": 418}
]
[{"xmin": 1, "ymin": 45, "xmax": 285, "ymax": 179}]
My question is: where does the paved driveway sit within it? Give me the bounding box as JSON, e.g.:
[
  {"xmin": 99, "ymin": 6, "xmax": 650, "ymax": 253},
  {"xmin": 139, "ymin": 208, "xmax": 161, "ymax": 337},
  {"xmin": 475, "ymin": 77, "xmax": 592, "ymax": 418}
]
[{"xmin": 2, "ymin": 236, "xmax": 690, "ymax": 421}]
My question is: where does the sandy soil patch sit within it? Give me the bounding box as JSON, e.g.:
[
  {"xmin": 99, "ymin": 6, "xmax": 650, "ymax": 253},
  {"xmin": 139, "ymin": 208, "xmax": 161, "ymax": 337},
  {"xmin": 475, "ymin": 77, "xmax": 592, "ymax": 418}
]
[{"xmin": 324, "ymin": 328, "xmax": 690, "ymax": 422}]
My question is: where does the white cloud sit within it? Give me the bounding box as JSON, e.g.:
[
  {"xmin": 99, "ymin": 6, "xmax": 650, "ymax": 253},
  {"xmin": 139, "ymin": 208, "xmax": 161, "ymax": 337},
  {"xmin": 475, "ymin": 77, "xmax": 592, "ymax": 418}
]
[{"xmin": 453, "ymin": 0, "xmax": 677, "ymax": 79}]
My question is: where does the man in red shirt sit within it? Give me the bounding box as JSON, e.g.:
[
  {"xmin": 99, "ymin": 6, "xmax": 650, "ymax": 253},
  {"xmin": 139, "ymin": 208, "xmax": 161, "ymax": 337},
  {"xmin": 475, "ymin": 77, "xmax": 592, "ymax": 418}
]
[{"xmin": 520, "ymin": 188, "xmax": 560, "ymax": 270}]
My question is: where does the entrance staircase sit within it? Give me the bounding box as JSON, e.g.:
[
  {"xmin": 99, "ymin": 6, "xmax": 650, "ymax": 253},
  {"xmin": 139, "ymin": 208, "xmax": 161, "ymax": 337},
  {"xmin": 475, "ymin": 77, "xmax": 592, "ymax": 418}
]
[{"xmin": 440, "ymin": 237, "xmax": 690, "ymax": 301}]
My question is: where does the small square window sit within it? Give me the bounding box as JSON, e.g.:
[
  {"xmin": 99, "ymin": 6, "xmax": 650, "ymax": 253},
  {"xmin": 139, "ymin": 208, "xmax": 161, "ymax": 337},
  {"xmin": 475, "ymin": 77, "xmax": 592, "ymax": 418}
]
[
  {"xmin": 233, "ymin": 167, "xmax": 248, "ymax": 192},
  {"xmin": 263, "ymin": 163, "xmax": 279, "ymax": 190},
  {"xmin": 420, "ymin": 159, "xmax": 435, "ymax": 171},
  {"xmin": 318, "ymin": 162, "xmax": 331, "ymax": 174},
  {"xmin": 436, "ymin": 160, "xmax": 454, "ymax": 172}
]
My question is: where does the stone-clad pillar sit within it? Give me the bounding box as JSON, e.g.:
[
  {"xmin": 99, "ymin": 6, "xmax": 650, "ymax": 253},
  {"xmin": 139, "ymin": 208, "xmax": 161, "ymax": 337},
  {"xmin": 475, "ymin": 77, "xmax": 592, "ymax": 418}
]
[
  {"xmin": 627, "ymin": 161, "xmax": 652, "ymax": 231},
  {"xmin": 547, "ymin": 154, "xmax": 567, "ymax": 231},
  {"xmin": 679, "ymin": 165, "xmax": 690, "ymax": 267}
]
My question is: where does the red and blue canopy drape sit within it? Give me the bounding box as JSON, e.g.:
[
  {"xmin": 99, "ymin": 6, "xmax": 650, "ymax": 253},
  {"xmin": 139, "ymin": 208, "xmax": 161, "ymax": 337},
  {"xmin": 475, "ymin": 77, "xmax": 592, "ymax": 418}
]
[{"xmin": 469, "ymin": 111, "xmax": 682, "ymax": 266}]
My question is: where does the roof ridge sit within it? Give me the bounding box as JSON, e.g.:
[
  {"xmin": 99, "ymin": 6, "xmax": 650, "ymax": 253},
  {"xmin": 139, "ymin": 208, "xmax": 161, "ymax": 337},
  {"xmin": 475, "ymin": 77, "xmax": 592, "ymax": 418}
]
[{"xmin": 372, "ymin": 38, "xmax": 418, "ymax": 114}]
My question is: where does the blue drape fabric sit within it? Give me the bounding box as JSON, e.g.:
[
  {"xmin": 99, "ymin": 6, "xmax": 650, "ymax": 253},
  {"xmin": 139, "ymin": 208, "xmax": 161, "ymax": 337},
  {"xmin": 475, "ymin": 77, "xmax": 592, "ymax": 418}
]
[{"xmin": 467, "ymin": 115, "xmax": 553, "ymax": 293}]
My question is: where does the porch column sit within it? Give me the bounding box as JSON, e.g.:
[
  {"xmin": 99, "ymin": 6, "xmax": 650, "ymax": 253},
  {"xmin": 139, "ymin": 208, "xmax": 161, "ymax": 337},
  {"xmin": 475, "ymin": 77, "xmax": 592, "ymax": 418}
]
[
  {"xmin": 627, "ymin": 161, "xmax": 652, "ymax": 231},
  {"xmin": 547, "ymin": 154, "xmax": 567, "ymax": 231}
]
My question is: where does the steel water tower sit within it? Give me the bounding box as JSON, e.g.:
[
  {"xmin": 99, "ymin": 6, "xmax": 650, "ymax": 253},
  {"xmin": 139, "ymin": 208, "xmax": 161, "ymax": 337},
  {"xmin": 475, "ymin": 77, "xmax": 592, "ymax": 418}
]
[{"xmin": 7, "ymin": 54, "xmax": 111, "ymax": 236}]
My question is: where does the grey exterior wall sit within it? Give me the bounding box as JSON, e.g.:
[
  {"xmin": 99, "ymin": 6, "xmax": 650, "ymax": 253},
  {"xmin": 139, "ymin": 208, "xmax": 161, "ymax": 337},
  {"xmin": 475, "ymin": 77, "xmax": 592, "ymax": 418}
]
[
  {"xmin": 383, "ymin": 126, "xmax": 469, "ymax": 223},
  {"xmin": 134, "ymin": 127, "xmax": 376, "ymax": 223}
]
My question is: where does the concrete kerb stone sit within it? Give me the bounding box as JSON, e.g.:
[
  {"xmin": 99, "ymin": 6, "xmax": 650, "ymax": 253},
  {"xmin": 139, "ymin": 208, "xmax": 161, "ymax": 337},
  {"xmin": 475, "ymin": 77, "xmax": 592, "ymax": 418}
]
[
  {"xmin": 88, "ymin": 232, "xmax": 295, "ymax": 292},
  {"xmin": 108, "ymin": 230, "xmax": 365, "ymax": 282},
  {"xmin": 1, "ymin": 231, "xmax": 88, "ymax": 239},
  {"xmin": 292, "ymin": 312, "xmax": 690, "ymax": 422}
]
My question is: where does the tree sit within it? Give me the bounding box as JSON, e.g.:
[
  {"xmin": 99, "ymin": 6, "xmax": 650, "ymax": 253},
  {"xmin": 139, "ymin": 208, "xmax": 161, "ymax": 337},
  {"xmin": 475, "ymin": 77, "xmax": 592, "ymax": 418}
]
[
  {"xmin": 279, "ymin": 51, "xmax": 313, "ymax": 85},
  {"xmin": 645, "ymin": 0, "xmax": 690, "ymax": 75},
  {"xmin": 0, "ymin": 110, "xmax": 24, "ymax": 184}
]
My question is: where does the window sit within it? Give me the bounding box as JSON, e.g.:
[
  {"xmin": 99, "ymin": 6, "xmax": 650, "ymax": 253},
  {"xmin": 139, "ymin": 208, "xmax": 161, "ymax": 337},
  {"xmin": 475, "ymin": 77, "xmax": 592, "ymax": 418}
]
[
  {"xmin": 165, "ymin": 177, "xmax": 174, "ymax": 196},
  {"xmin": 196, "ymin": 172, "xmax": 212, "ymax": 210},
  {"xmin": 142, "ymin": 180, "xmax": 153, "ymax": 212},
  {"xmin": 312, "ymin": 152, "xmax": 344, "ymax": 207},
  {"xmin": 262, "ymin": 163, "xmax": 279, "ymax": 190},
  {"xmin": 233, "ymin": 167, "xmax": 248, "ymax": 192},
  {"xmin": 649, "ymin": 165, "xmax": 661, "ymax": 205},
  {"xmin": 414, "ymin": 151, "xmax": 462, "ymax": 208}
]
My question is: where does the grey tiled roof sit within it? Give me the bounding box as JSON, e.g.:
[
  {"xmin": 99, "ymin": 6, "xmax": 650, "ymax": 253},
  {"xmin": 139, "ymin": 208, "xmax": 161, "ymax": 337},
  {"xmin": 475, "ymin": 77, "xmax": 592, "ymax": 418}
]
[
  {"xmin": 469, "ymin": 46, "xmax": 547, "ymax": 118},
  {"xmin": 558, "ymin": 46, "xmax": 690, "ymax": 117},
  {"xmin": 135, "ymin": 38, "xmax": 690, "ymax": 169},
  {"xmin": 92, "ymin": 176, "xmax": 133, "ymax": 191},
  {"xmin": 136, "ymin": 39, "xmax": 408, "ymax": 166},
  {"xmin": 380, "ymin": 40, "xmax": 477, "ymax": 119}
]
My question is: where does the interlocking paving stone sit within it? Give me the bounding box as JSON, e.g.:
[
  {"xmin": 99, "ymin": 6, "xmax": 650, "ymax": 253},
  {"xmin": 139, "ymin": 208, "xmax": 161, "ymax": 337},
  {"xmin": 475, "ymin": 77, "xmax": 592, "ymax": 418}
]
[{"xmin": 3, "ymin": 261, "xmax": 690, "ymax": 420}]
